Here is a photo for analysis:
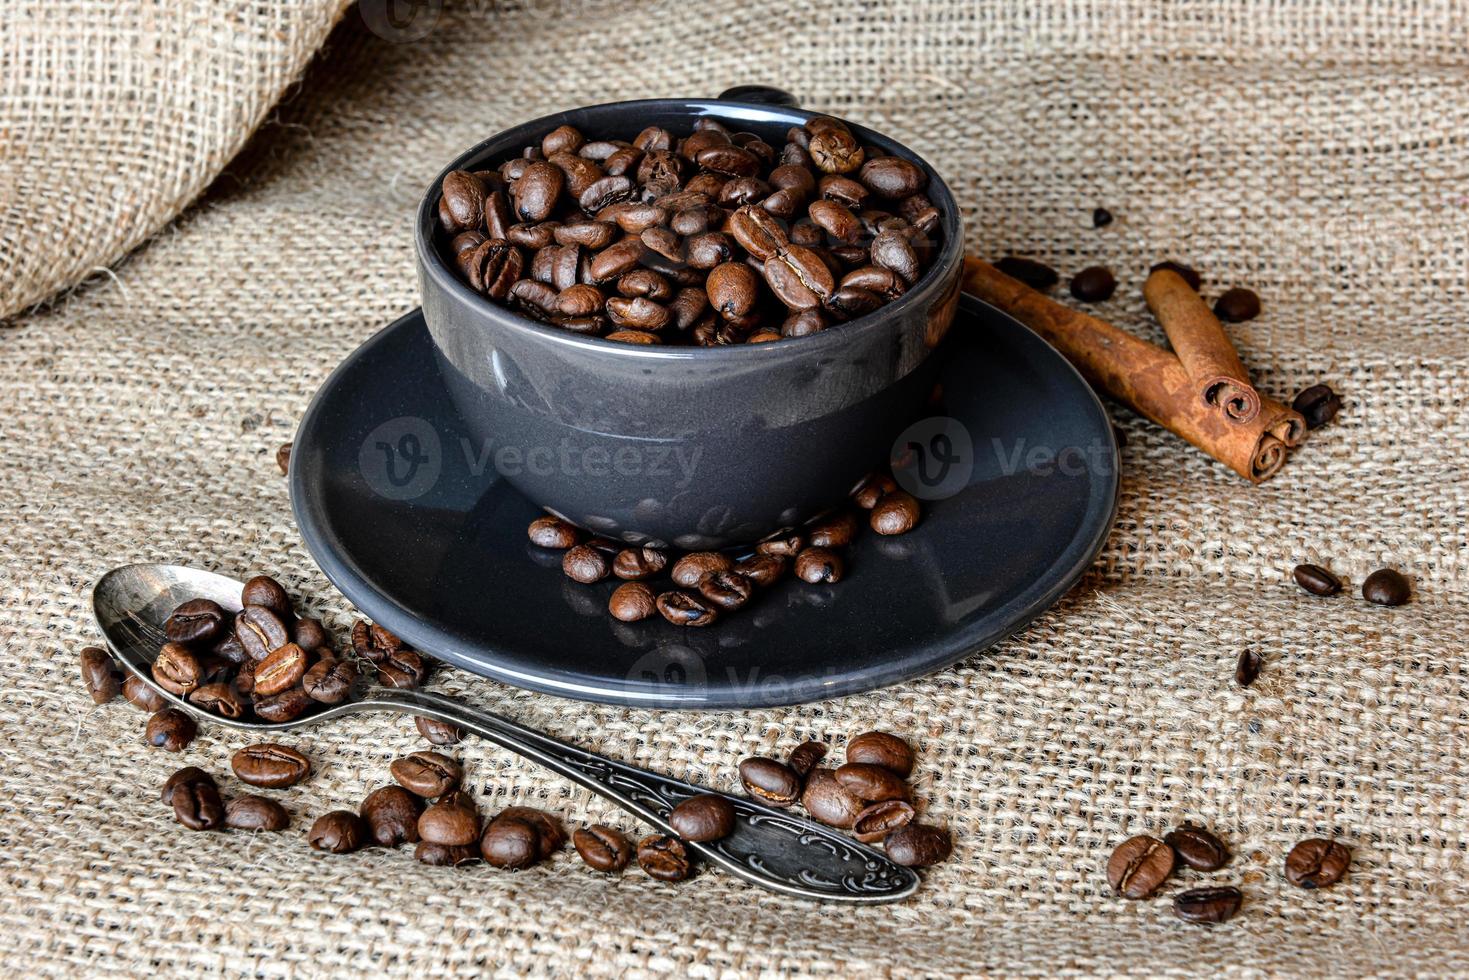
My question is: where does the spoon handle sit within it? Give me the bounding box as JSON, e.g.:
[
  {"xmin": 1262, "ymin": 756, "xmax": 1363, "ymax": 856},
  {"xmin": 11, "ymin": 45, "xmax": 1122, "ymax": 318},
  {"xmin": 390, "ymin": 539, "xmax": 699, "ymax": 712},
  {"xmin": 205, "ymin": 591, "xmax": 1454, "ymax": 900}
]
[{"xmin": 365, "ymin": 688, "xmax": 918, "ymax": 903}]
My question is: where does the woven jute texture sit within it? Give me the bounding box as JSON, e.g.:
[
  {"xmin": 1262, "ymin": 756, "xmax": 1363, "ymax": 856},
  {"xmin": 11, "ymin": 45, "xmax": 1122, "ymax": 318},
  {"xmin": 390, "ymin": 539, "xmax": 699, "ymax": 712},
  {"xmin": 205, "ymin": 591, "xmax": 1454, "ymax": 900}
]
[{"xmin": 2, "ymin": 1, "xmax": 1467, "ymax": 975}]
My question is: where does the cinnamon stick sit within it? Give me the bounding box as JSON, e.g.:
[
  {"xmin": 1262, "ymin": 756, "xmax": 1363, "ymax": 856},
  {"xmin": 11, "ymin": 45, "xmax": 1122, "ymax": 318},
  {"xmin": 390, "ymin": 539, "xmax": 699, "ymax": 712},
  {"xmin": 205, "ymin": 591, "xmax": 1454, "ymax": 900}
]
[
  {"xmin": 1143, "ymin": 268, "xmax": 1261, "ymax": 424},
  {"xmin": 962, "ymin": 258, "xmax": 1303, "ymax": 483}
]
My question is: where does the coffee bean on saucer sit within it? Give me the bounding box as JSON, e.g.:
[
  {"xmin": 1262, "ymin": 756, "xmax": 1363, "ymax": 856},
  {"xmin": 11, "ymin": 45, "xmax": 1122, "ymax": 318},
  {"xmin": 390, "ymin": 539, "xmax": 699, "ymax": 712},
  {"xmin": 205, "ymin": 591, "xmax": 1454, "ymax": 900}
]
[
  {"xmin": 1284, "ymin": 838, "xmax": 1351, "ymax": 888},
  {"xmin": 884, "ymin": 824, "xmax": 952, "ymax": 867},
  {"xmin": 671, "ymin": 552, "xmax": 733, "ymax": 588},
  {"xmin": 528, "ymin": 515, "xmax": 580, "ymax": 549},
  {"xmin": 79, "ymin": 646, "xmax": 121, "ymax": 704},
  {"xmin": 161, "ymin": 766, "xmax": 213, "ymax": 806},
  {"xmin": 574, "ymin": 825, "xmax": 633, "ymax": 872},
  {"xmin": 562, "ymin": 544, "xmax": 611, "ymax": 584},
  {"xmin": 656, "ymin": 590, "xmax": 719, "ymax": 627},
  {"xmin": 419, "ymin": 793, "xmax": 481, "ymax": 847},
  {"xmin": 481, "ymin": 816, "xmax": 540, "ymax": 869},
  {"xmin": 846, "ymin": 731, "xmax": 915, "ymax": 777},
  {"xmin": 1293, "ymin": 563, "xmax": 1343, "ymax": 596},
  {"xmin": 1165, "ymin": 824, "xmax": 1230, "ymax": 871},
  {"xmin": 172, "ymin": 775, "xmax": 225, "ymax": 831},
  {"xmin": 232, "ymin": 743, "xmax": 312, "ymax": 788},
  {"xmin": 994, "ymin": 256, "xmax": 1059, "ymax": 291},
  {"xmin": 738, "ymin": 758, "xmax": 802, "ymax": 807},
  {"xmin": 241, "ymin": 576, "xmax": 292, "ymax": 621},
  {"xmin": 145, "ymin": 707, "xmax": 196, "ymax": 752},
  {"xmin": 1150, "ymin": 260, "xmax": 1201, "ymax": 291},
  {"xmin": 1291, "ymin": 384, "xmax": 1342, "ymax": 429},
  {"xmin": 668, "ymin": 794, "xmax": 735, "ymax": 842},
  {"xmin": 755, "ymin": 534, "xmax": 805, "ymax": 558},
  {"xmin": 637, "ymin": 834, "xmax": 691, "ymax": 881},
  {"xmin": 808, "ymin": 511, "xmax": 860, "ymax": 548},
  {"xmin": 852, "ymin": 472, "xmax": 897, "ymax": 509},
  {"xmin": 609, "ymin": 582, "xmax": 657, "ymax": 622},
  {"xmin": 276, "ymin": 442, "xmax": 292, "ymax": 475},
  {"xmin": 733, "ymin": 553, "xmax": 786, "ymax": 588},
  {"xmin": 1362, "ymin": 568, "xmax": 1410, "ymax": 606},
  {"xmin": 164, "ymin": 598, "xmax": 228, "ymax": 645},
  {"xmin": 225, "ymin": 795, "xmax": 290, "ymax": 832},
  {"xmin": 800, "ymin": 768, "xmax": 864, "ymax": 829},
  {"xmin": 1107, "ymin": 835, "xmax": 1174, "ymax": 898},
  {"xmin": 123, "ymin": 675, "xmax": 166, "ymax": 712},
  {"xmin": 794, "ymin": 547, "xmax": 844, "ymax": 584},
  {"xmin": 1234, "ymin": 650, "xmax": 1263, "ymax": 688},
  {"xmin": 1092, "ymin": 207, "xmax": 1114, "ymax": 228},
  {"xmin": 613, "ymin": 546, "xmax": 668, "ymax": 580},
  {"xmin": 697, "ymin": 570, "xmax": 754, "ymax": 611},
  {"xmin": 1213, "ymin": 287, "xmax": 1260, "ymax": 322},
  {"xmin": 835, "ymin": 763, "xmax": 909, "ymax": 802},
  {"xmin": 870, "ymin": 491, "xmax": 920, "ymax": 535},
  {"xmin": 1173, "ymin": 885, "xmax": 1243, "ymax": 924},
  {"xmin": 787, "ymin": 741, "xmax": 827, "ymax": 777},
  {"xmin": 416, "ymin": 715, "xmax": 463, "ymax": 745},
  {"xmin": 391, "ymin": 751, "xmax": 463, "ymax": 798},
  {"xmin": 361, "ymin": 785, "xmax": 424, "ymax": 847},
  {"xmin": 853, "ymin": 799, "xmax": 915, "ymax": 843},
  {"xmin": 309, "ymin": 810, "xmax": 369, "ymax": 853},
  {"xmin": 415, "ymin": 842, "xmax": 481, "ymax": 867},
  {"xmin": 1069, "ymin": 266, "xmax": 1116, "ymax": 303}
]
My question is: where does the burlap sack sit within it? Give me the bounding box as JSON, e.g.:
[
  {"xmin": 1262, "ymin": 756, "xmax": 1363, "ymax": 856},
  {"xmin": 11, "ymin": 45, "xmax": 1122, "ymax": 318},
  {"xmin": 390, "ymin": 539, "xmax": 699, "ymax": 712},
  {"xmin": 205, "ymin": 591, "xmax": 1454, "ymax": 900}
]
[{"xmin": 1, "ymin": 1, "xmax": 1466, "ymax": 975}]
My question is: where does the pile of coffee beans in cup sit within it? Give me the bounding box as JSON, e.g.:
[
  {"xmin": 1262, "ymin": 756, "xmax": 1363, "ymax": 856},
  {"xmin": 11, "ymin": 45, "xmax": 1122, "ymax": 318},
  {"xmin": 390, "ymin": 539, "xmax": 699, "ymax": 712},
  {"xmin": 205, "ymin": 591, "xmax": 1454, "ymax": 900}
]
[
  {"xmin": 436, "ymin": 115, "xmax": 941, "ymax": 344},
  {"xmin": 531, "ymin": 468, "xmax": 922, "ymax": 627}
]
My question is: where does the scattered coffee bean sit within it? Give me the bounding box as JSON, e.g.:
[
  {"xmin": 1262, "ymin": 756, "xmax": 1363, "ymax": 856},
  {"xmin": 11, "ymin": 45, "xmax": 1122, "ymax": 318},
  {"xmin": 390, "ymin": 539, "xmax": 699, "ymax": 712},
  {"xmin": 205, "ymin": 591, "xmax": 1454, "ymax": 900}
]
[
  {"xmin": 161, "ymin": 766, "xmax": 213, "ymax": 806},
  {"xmin": 302, "ymin": 656, "xmax": 357, "ymax": 703},
  {"xmin": 671, "ymin": 552, "xmax": 733, "ymax": 588},
  {"xmin": 852, "ymin": 471, "xmax": 897, "ymax": 509},
  {"xmin": 1150, "ymin": 260, "xmax": 1201, "ymax": 291},
  {"xmin": 1362, "ymin": 568, "xmax": 1410, "ymax": 606},
  {"xmin": 377, "ymin": 648, "xmax": 427, "ymax": 689},
  {"xmin": 145, "ymin": 707, "xmax": 196, "ymax": 752},
  {"xmin": 834, "ymin": 763, "xmax": 909, "ymax": 802},
  {"xmin": 1107, "ymin": 835, "xmax": 1174, "ymax": 899},
  {"xmin": 276, "ymin": 442, "xmax": 292, "ymax": 475},
  {"xmin": 869, "ymin": 491, "xmax": 920, "ymax": 535},
  {"xmin": 361, "ymin": 785, "xmax": 423, "ymax": 847},
  {"xmin": 787, "ymin": 741, "xmax": 827, "ymax": 777},
  {"xmin": 232, "ymin": 744, "xmax": 311, "ymax": 788},
  {"xmin": 496, "ymin": 806, "xmax": 567, "ymax": 859},
  {"xmin": 656, "ymin": 590, "xmax": 719, "ymax": 627},
  {"xmin": 562, "ymin": 544, "xmax": 611, "ymax": 584},
  {"xmin": 172, "ymin": 776, "xmax": 225, "ymax": 831},
  {"xmin": 609, "ymin": 582, "xmax": 658, "ymax": 622},
  {"xmin": 1069, "ymin": 266, "xmax": 1117, "ymax": 303},
  {"xmin": 1092, "ymin": 207, "xmax": 1113, "ymax": 228},
  {"xmin": 291, "ymin": 617, "xmax": 330, "ymax": 650},
  {"xmin": 123, "ymin": 675, "xmax": 166, "ymax": 712},
  {"xmin": 1213, "ymin": 287, "xmax": 1260, "ymax": 322},
  {"xmin": 613, "ymin": 546, "xmax": 668, "ymax": 580},
  {"xmin": 1284, "ymin": 838, "xmax": 1351, "ymax": 888},
  {"xmin": 419, "ymin": 793, "xmax": 480, "ymax": 847},
  {"xmin": 351, "ymin": 620, "xmax": 404, "ymax": 662},
  {"xmin": 696, "ymin": 570, "xmax": 754, "ymax": 611},
  {"xmin": 637, "ymin": 834, "xmax": 692, "ymax": 881},
  {"xmin": 480, "ymin": 816, "xmax": 541, "ymax": 869},
  {"xmin": 1165, "ymin": 824, "xmax": 1230, "ymax": 871},
  {"xmin": 164, "ymin": 598, "xmax": 228, "ymax": 645},
  {"xmin": 79, "ymin": 646, "xmax": 121, "ymax": 704},
  {"xmin": 415, "ymin": 842, "xmax": 481, "ymax": 867},
  {"xmin": 852, "ymin": 799, "xmax": 915, "ymax": 843},
  {"xmin": 528, "ymin": 515, "xmax": 580, "ymax": 549},
  {"xmin": 846, "ymin": 731, "xmax": 915, "ymax": 778},
  {"xmin": 1292, "ymin": 384, "xmax": 1342, "ymax": 429},
  {"xmin": 800, "ymin": 768, "xmax": 864, "ymax": 829},
  {"xmin": 391, "ymin": 751, "xmax": 462, "ymax": 798},
  {"xmin": 668, "ymin": 794, "xmax": 736, "ymax": 842},
  {"xmin": 738, "ymin": 757, "xmax": 802, "ymax": 807},
  {"xmin": 415, "ymin": 715, "xmax": 463, "ymax": 745},
  {"xmin": 994, "ymin": 256, "xmax": 1059, "ymax": 291},
  {"xmin": 884, "ymin": 823, "xmax": 952, "ymax": 867},
  {"xmin": 225, "ymin": 795, "xmax": 290, "ymax": 832},
  {"xmin": 573, "ymin": 825, "xmax": 634, "ymax": 872},
  {"xmin": 1235, "ymin": 650, "xmax": 1263, "ymax": 688},
  {"xmin": 241, "ymin": 575, "xmax": 292, "ymax": 620},
  {"xmin": 309, "ymin": 810, "xmax": 369, "ymax": 853},
  {"xmin": 1293, "ymin": 563, "xmax": 1342, "ymax": 597},
  {"xmin": 793, "ymin": 547, "xmax": 844, "ymax": 584},
  {"xmin": 1173, "ymin": 885, "xmax": 1243, "ymax": 924}
]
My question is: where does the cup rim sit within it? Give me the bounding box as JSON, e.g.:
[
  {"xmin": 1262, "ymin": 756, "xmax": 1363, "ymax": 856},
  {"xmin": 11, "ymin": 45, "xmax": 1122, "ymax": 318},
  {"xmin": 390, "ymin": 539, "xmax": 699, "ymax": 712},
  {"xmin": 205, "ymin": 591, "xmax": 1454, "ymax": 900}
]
[{"xmin": 414, "ymin": 97, "xmax": 964, "ymax": 361}]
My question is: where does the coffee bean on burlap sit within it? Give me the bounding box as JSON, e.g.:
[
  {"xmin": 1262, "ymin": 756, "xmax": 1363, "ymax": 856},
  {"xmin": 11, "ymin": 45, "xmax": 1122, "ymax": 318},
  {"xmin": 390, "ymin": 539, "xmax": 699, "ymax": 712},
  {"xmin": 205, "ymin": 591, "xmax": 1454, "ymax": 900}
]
[
  {"xmin": 415, "ymin": 842, "xmax": 482, "ymax": 867},
  {"xmin": 123, "ymin": 675, "xmax": 166, "ymax": 712},
  {"xmin": 853, "ymin": 800, "xmax": 915, "ymax": 843},
  {"xmin": 1293, "ymin": 563, "xmax": 1343, "ymax": 596},
  {"xmin": 573, "ymin": 825, "xmax": 633, "ymax": 872},
  {"xmin": 1069, "ymin": 266, "xmax": 1116, "ymax": 303},
  {"xmin": 845, "ymin": 731, "xmax": 915, "ymax": 777},
  {"xmin": 309, "ymin": 811, "xmax": 369, "ymax": 853},
  {"xmin": 145, "ymin": 707, "xmax": 196, "ymax": 752},
  {"xmin": 172, "ymin": 776, "xmax": 225, "ymax": 831},
  {"xmin": 241, "ymin": 576, "xmax": 292, "ymax": 620},
  {"xmin": 800, "ymin": 769, "xmax": 864, "ymax": 829},
  {"xmin": 419, "ymin": 792, "xmax": 480, "ymax": 847},
  {"xmin": 636, "ymin": 834, "xmax": 691, "ymax": 881},
  {"xmin": 161, "ymin": 766, "xmax": 213, "ymax": 806},
  {"xmin": 481, "ymin": 817, "xmax": 541, "ymax": 869},
  {"xmin": 834, "ymin": 763, "xmax": 909, "ymax": 802},
  {"xmin": 232, "ymin": 744, "xmax": 311, "ymax": 788},
  {"xmin": 1092, "ymin": 207, "xmax": 1114, "ymax": 228},
  {"xmin": 787, "ymin": 741, "xmax": 827, "ymax": 777},
  {"xmin": 1285, "ymin": 838, "xmax": 1351, "ymax": 888},
  {"xmin": 225, "ymin": 795, "xmax": 290, "ymax": 831},
  {"xmin": 1362, "ymin": 568, "xmax": 1410, "ymax": 606},
  {"xmin": 391, "ymin": 752, "xmax": 463, "ymax": 798},
  {"xmin": 1235, "ymin": 650, "xmax": 1263, "ymax": 688},
  {"xmin": 79, "ymin": 646, "xmax": 122, "ymax": 704},
  {"xmin": 1173, "ymin": 886, "xmax": 1243, "ymax": 924},
  {"xmin": 884, "ymin": 824, "xmax": 952, "ymax": 867},
  {"xmin": 1213, "ymin": 287, "xmax": 1261, "ymax": 322},
  {"xmin": 361, "ymin": 785, "xmax": 423, "ymax": 847},
  {"xmin": 276, "ymin": 442, "xmax": 292, "ymax": 475},
  {"xmin": 495, "ymin": 807, "xmax": 566, "ymax": 859},
  {"xmin": 1291, "ymin": 384, "xmax": 1342, "ymax": 429},
  {"xmin": 1107, "ymin": 835, "xmax": 1174, "ymax": 898},
  {"xmin": 1165, "ymin": 825, "xmax": 1230, "ymax": 871}
]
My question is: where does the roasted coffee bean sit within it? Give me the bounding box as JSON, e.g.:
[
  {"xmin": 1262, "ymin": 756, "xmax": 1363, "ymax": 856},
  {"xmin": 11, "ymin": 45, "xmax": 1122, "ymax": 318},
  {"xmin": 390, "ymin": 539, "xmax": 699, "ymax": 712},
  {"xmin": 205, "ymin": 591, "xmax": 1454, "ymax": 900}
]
[
  {"xmin": 606, "ymin": 296, "xmax": 671, "ymax": 330},
  {"xmin": 508, "ymin": 222, "xmax": 557, "ymax": 250},
  {"xmin": 768, "ymin": 163, "xmax": 816, "ymax": 197},
  {"xmin": 451, "ymin": 230, "xmax": 486, "ymax": 257},
  {"xmin": 496, "ymin": 806, "xmax": 566, "ymax": 858},
  {"xmin": 303, "ymin": 656, "xmax": 357, "ymax": 704},
  {"xmin": 858, "ymin": 156, "xmax": 926, "ymax": 199},
  {"xmin": 696, "ymin": 570, "xmax": 754, "ymax": 611},
  {"xmin": 819, "ymin": 174, "xmax": 869, "ymax": 209},
  {"xmin": 439, "ymin": 170, "xmax": 486, "ymax": 233},
  {"xmin": 1293, "ymin": 562, "xmax": 1343, "ymax": 596},
  {"xmin": 1292, "ymin": 384, "xmax": 1342, "ymax": 429},
  {"xmin": 672, "ymin": 552, "xmax": 733, "ymax": 588},
  {"xmin": 309, "ymin": 810, "xmax": 369, "ymax": 853},
  {"xmin": 189, "ymin": 682, "xmax": 245, "ymax": 719},
  {"xmin": 291, "ymin": 617, "xmax": 330, "ymax": 651},
  {"xmin": 884, "ymin": 823, "xmax": 952, "ymax": 867},
  {"xmin": 1235, "ymin": 649, "xmax": 1263, "ymax": 687},
  {"xmin": 870, "ymin": 230, "xmax": 919, "ymax": 285},
  {"xmin": 589, "ymin": 238, "xmax": 644, "ymax": 283},
  {"xmin": 419, "ymin": 794, "xmax": 480, "ymax": 847},
  {"xmin": 1150, "ymin": 260, "xmax": 1202, "ymax": 291},
  {"xmin": 1165, "ymin": 824, "xmax": 1230, "ymax": 871},
  {"xmin": 1107, "ymin": 835, "xmax": 1175, "ymax": 898},
  {"xmin": 253, "ymin": 642, "xmax": 309, "ymax": 697},
  {"xmin": 252, "ymin": 686, "xmax": 313, "ymax": 723},
  {"xmin": 846, "ymin": 731, "xmax": 915, "ymax": 777},
  {"xmin": 1070, "ymin": 266, "xmax": 1117, "ymax": 303},
  {"xmin": 807, "ymin": 511, "xmax": 860, "ymax": 548},
  {"xmin": 123, "ymin": 675, "xmax": 166, "ymax": 712},
  {"xmin": 556, "ymin": 283, "xmax": 605, "ymax": 317},
  {"xmin": 870, "ymin": 491, "xmax": 921, "ymax": 535},
  {"xmin": 513, "ymin": 161, "xmax": 565, "ymax": 222},
  {"xmin": 161, "ymin": 766, "xmax": 213, "ymax": 806},
  {"xmin": 604, "ymin": 328, "xmax": 658, "ymax": 344},
  {"xmin": 834, "ymin": 763, "xmax": 908, "ymax": 802},
  {"xmin": 794, "ymin": 547, "xmax": 844, "ymax": 584},
  {"xmin": 800, "ymin": 768, "xmax": 864, "ymax": 828},
  {"xmin": 232, "ymin": 743, "xmax": 311, "ymax": 788},
  {"xmin": 573, "ymin": 824, "xmax": 633, "ymax": 872},
  {"xmin": 391, "ymin": 751, "xmax": 462, "ymax": 798},
  {"xmin": 1173, "ymin": 885, "xmax": 1243, "ymax": 924},
  {"xmin": 416, "ymin": 715, "xmax": 463, "ymax": 745},
  {"xmin": 609, "ymin": 582, "xmax": 658, "ymax": 623},
  {"xmin": 152, "ymin": 642, "xmax": 201, "ymax": 696},
  {"xmin": 738, "ymin": 757, "xmax": 802, "ymax": 807},
  {"xmin": 706, "ymin": 262, "xmax": 760, "ymax": 319},
  {"xmin": 655, "ymin": 590, "xmax": 719, "ymax": 627},
  {"xmin": 807, "ymin": 116, "xmax": 864, "ymax": 174},
  {"xmin": 361, "ymin": 785, "xmax": 423, "ymax": 847},
  {"xmin": 350, "ymin": 622, "xmax": 403, "ymax": 662},
  {"xmin": 415, "ymin": 842, "xmax": 481, "ymax": 866},
  {"xmin": 994, "ymin": 256, "xmax": 1059, "ymax": 291},
  {"xmin": 637, "ymin": 834, "xmax": 691, "ymax": 881},
  {"xmin": 145, "ymin": 707, "xmax": 196, "ymax": 752},
  {"xmin": 554, "ymin": 220, "xmax": 616, "ymax": 250},
  {"xmin": 1362, "ymin": 568, "xmax": 1410, "ymax": 606},
  {"xmin": 1285, "ymin": 838, "xmax": 1351, "ymax": 888},
  {"xmin": 79, "ymin": 646, "xmax": 121, "ymax": 704},
  {"xmin": 528, "ymin": 515, "xmax": 580, "ymax": 549},
  {"xmin": 756, "ymin": 534, "xmax": 804, "ymax": 558},
  {"xmin": 779, "ymin": 307, "xmax": 825, "ymax": 337},
  {"xmin": 733, "ymin": 553, "xmax": 786, "ymax": 587},
  {"xmin": 1092, "ymin": 207, "xmax": 1114, "ymax": 227},
  {"xmin": 788, "ymin": 741, "xmax": 827, "ymax": 777},
  {"xmin": 542, "ymin": 124, "xmax": 584, "ymax": 157},
  {"xmin": 480, "ymin": 816, "xmax": 540, "ymax": 869},
  {"xmin": 226, "ymin": 795, "xmax": 290, "ymax": 832},
  {"xmin": 377, "ymin": 648, "xmax": 427, "ymax": 689},
  {"xmin": 241, "ymin": 576, "xmax": 291, "ymax": 620},
  {"xmin": 852, "ymin": 471, "xmax": 897, "ymax": 509},
  {"xmin": 612, "ymin": 546, "xmax": 667, "ymax": 580},
  {"xmin": 164, "ymin": 598, "xmax": 228, "ymax": 645},
  {"xmin": 1213, "ymin": 287, "xmax": 1261, "ymax": 322},
  {"xmin": 808, "ymin": 199, "xmax": 862, "ymax": 244},
  {"xmin": 562, "ymin": 544, "xmax": 611, "ymax": 584},
  {"xmin": 668, "ymin": 794, "xmax": 735, "ymax": 842},
  {"xmin": 236, "ymin": 606, "xmax": 290, "ymax": 662},
  {"xmin": 276, "ymin": 441, "xmax": 292, "ymax": 474},
  {"xmin": 172, "ymin": 776, "xmax": 225, "ymax": 831},
  {"xmin": 853, "ymin": 799, "xmax": 915, "ymax": 843},
  {"xmin": 764, "ymin": 245, "xmax": 834, "ymax": 309},
  {"xmin": 212, "ymin": 628, "xmax": 249, "ymax": 665},
  {"xmin": 618, "ymin": 267, "xmax": 673, "ymax": 302},
  {"xmin": 841, "ymin": 265, "xmax": 906, "ymax": 300}
]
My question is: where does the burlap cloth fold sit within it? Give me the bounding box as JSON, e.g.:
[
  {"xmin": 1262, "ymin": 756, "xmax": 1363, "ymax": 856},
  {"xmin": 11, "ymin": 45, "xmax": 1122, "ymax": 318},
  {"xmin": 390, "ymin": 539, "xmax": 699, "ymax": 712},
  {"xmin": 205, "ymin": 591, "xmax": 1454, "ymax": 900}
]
[{"xmin": 1, "ymin": 1, "xmax": 1466, "ymax": 975}]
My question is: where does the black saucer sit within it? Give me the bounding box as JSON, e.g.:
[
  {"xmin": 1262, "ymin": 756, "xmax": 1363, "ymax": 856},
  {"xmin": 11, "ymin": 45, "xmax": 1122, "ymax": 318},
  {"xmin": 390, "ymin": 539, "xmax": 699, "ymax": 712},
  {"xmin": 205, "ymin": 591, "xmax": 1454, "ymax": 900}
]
[{"xmin": 290, "ymin": 297, "xmax": 1119, "ymax": 709}]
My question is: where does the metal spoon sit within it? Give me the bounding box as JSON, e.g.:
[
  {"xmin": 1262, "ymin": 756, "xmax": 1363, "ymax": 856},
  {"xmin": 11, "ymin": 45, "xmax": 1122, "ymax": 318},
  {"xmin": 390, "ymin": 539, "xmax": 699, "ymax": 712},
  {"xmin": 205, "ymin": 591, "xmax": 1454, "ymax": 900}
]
[{"xmin": 93, "ymin": 563, "xmax": 918, "ymax": 903}]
